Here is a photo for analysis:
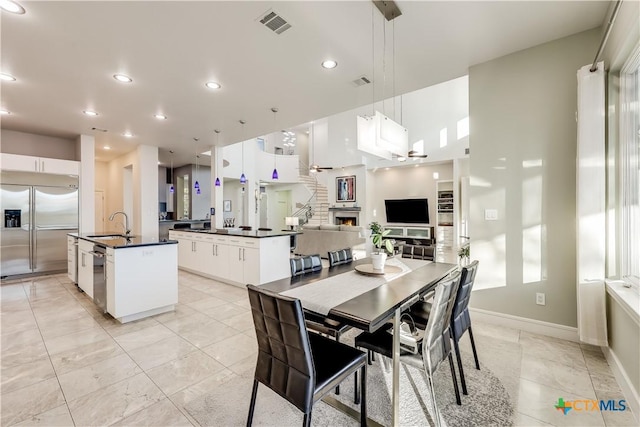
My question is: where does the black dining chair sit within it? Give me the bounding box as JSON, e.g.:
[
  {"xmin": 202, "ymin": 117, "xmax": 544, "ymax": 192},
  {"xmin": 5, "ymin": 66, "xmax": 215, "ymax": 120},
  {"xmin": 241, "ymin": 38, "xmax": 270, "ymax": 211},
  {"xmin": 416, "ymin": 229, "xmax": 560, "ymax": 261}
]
[
  {"xmin": 246, "ymin": 284, "xmax": 367, "ymax": 427},
  {"xmin": 409, "ymin": 260, "xmax": 480, "ymax": 395},
  {"xmin": 353, "ymin": 272, "xmax": 463, "ymax": 413},
  {"xmin": 327, "ymin": 248, "xmax": 353, "ymax": 268},
  {"xmin": 290, "ymin": 254, "xmax": 322, "ymax": 276},
  {"xmin": 289, "ymin": 254, "xmax": 352, "ymax": 396}
]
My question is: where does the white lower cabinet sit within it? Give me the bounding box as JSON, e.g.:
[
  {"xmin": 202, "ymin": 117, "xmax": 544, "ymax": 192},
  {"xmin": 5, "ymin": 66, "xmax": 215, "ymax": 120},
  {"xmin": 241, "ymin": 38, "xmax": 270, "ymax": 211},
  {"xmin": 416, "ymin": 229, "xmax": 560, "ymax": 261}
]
[
  {"xmin": 67, "ymin": 235, "xmax": 78, "ymax": 283},
  {"xmin": 77, "ymin": 239, "xmax": 94, "ymax": 297},
  {"xmin": 106, "ymin": 245, "xmax": 178, "ymax": 323},
  {"xmin": 169, "ymin": 231, "xmax": 290, "ymax": 286}
]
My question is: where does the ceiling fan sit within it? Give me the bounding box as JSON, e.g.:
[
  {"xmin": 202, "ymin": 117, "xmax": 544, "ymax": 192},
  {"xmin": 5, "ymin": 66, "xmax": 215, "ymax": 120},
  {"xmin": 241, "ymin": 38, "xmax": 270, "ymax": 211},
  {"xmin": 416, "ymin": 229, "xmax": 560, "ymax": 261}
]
[
  {"xmin": 408, "ymin": 150, "xmax": 428, "ymax": 158},
  {"xmin": 309, "ymin": 122, "xmax": 333, "ymax": 172}
]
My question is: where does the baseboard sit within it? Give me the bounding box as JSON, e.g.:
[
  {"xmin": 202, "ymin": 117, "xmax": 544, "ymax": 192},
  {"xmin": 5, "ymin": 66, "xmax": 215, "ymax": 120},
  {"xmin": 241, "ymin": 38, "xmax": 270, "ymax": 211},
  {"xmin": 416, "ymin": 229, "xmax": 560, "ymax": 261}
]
[
  {"xmin": 602, "ymin": 346, "xmax": 640, "ymax": 422},
  {"xmin": 469, "ymin": 307, "xmax": 579, "ymax": 342}
]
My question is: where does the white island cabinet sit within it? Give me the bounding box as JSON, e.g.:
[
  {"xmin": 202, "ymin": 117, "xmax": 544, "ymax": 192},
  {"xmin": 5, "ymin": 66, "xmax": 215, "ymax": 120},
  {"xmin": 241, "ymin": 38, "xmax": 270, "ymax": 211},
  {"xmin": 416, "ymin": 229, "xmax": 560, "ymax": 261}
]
[
  {"xmin": 73, "ymin": 233, "xmax": 178, "ymax": 324},
  {"xmin": 105, "ymin": 244, "xmax": 178, "ymax": 323},
  {"xmin": 169, "ymin": 230, "xmax": 292, "ymax": 287}
]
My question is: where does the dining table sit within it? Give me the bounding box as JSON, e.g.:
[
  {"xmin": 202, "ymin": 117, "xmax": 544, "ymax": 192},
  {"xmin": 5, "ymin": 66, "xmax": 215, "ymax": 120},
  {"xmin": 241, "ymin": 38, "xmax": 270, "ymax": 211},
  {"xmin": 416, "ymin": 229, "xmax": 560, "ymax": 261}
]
[{"xmin": 260, "ymin": 256, "xmax": 458, "ymax": 426}]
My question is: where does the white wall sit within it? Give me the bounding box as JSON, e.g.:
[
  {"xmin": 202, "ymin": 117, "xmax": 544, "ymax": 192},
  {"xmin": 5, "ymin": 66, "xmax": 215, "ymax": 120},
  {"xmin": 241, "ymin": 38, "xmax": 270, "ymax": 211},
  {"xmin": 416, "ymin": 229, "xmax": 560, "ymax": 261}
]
[
  {"xmin": 1, "ymin": 129, "xmax": 77, "ymax": 160},
  {"xmin": 313, "ymin": 76, "xmax": 469, "ymax": 170},
  {"xmin": 105, "ymin": 145, "xmax": 159, "ymax": 238},
  {"xmin": 468, "ymin": 28, "xmax": 600, "ymax": 328},
  {"xmin": 366, "ymin": 163, "xmax": 453, "ymax": 228}
]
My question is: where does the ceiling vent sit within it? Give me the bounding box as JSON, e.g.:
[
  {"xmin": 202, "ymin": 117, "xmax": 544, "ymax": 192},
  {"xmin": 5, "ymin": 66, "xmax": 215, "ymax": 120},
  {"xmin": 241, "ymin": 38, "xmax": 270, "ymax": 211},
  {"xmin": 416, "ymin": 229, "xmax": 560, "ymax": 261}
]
[
  {"xmin": 351, "ymin": 75, "xmax": 372, "ymax": 87},
  {"xmin": 258, "ymin": 9, "xmax": 292, "ymax": 35}
]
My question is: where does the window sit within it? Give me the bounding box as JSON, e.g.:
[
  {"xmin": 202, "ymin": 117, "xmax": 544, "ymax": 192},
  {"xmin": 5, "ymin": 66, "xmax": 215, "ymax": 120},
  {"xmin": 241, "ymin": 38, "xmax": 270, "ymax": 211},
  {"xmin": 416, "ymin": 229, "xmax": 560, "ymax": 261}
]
[{"xmin": 618, "ymin": 48, "xmax": 640, "ymax": 283}]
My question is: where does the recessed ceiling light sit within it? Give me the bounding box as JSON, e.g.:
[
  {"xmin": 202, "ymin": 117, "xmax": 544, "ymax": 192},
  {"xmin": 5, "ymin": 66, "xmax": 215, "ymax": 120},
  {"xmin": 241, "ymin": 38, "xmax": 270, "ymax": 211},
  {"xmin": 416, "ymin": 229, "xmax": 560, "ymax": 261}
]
[
  {"xmin": 83, "ymin": 110, "xmax": 99, "ymax": 116},
  {"xmin": 0, "ymin": 109, "xmax": 11, "ymax": 115},
  {"xmin": 154, "ymin": 114, "xmax": 167, "ymax": 120},
  {"xmin": 103, "ymin": 146, "xmax": 110, "ymax": 150},
  {"xmin": 0, "ymin": 73, "xmax": 16, "ymax": 81},
  {"xmin": 321, "ymin": 60, "xmax": 338, "ymax": 69},
  {"xmin": 122, "ymin": 131, "xmax": 133, "ymax": 138},
  {"xmin": 113, "ymin": 74, "xmax": 132, "ymax": 83},
  {"xmin": 0, "ymin": 1, "xmax": 26, "ymax": 14},
  {"xmin": 205, "ymin": 81, "xmax": 221, "ymax": 89}
]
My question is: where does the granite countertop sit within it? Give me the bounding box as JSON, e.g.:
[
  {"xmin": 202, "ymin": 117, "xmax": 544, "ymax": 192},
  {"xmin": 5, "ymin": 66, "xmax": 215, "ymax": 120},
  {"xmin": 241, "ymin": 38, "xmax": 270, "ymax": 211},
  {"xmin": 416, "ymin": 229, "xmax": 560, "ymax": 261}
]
[
  {"xmin": 159, "ymin": 219, "xmax": 210, "ymax": 223},
  {"xmin": 171, "ymin": 228, "xmax": 299, "ymax": 239},
  {"xmin": 71, "ymin": 232, "xmax": 177, "ymax": 249}
]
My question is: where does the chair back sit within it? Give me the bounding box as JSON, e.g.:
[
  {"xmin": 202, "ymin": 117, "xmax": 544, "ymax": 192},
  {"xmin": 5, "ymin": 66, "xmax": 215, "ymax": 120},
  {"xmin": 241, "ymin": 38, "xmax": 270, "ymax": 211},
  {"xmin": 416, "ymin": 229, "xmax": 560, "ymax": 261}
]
[
  {"xmin": 450, "ymin": 260, "xmax": 479, "ymax": 340},
  {"xmin": 247, "ymin": 284, "xmax": 315, "ymax": 413},
  {"xmin": 421, "ymin": 271, "xmax": 462, "ymax": 375},
  {"xmin": 290, "ymin": 254, "xmax": 323, "ymax": 276},
  {"xmin": 327, "ymin": 248, "xmax": 353, "ymax": 267}
]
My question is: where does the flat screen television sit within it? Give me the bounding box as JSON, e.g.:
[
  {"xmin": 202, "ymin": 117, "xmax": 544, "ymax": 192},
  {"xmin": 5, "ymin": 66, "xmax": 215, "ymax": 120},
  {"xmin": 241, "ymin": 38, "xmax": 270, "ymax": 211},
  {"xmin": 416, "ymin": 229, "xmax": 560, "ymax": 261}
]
[{"xmin": 385, "ymin": 198, "xmax": 429, "ymax": 224}]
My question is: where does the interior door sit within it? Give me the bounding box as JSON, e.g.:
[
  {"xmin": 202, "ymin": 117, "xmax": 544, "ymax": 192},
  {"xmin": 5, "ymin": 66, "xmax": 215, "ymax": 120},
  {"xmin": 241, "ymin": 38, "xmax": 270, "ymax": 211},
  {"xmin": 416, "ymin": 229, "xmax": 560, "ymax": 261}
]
[
  {"xmin": 0, "ymin": 184, "xmax": 31, "ymax": 276},
  {"xmin": 33, "ymin": 186, "xmax": 78, "ymax": 273}
]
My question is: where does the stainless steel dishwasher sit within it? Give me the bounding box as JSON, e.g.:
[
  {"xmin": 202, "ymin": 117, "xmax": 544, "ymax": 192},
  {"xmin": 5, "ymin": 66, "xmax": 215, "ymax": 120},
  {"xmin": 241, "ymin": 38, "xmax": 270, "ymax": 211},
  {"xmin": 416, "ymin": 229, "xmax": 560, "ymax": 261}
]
[{"xmin": 92, "ymin": 245, "xmax": 107, "ymax": 313}]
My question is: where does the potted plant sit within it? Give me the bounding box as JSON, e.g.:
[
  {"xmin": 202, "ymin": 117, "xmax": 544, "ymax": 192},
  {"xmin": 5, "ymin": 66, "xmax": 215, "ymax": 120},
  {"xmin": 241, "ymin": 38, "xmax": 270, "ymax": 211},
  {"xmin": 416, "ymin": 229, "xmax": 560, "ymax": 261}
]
[
  {"xmin": 458, "ymin": 243, "xmax": 470, "ymax": 266},
  {"xmin": 370, "ymin": 222, "xmax": 394, "ymax": 270}
]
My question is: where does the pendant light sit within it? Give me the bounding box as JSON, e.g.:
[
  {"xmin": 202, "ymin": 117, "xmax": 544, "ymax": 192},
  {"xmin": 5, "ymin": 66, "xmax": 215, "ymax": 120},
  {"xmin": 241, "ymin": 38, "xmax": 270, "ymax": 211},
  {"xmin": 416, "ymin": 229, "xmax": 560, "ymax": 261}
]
[
  {"xmin": 271, "ymin": 107, "xmax": 279, "ymax": 180},
  {"xmin": 214, "ymin": 129, "xmax": 221, "ymax": 186},
  {"xmin": 193, "ymin": 138, "xmax": 200, "ymax": 194},
  {"xmin": 169, "ymin": 151, "xmax": 175, "ymax": 193},
  {"xmin": 239, "ymin": 120, "xmax": 247, "ymax": 184}
]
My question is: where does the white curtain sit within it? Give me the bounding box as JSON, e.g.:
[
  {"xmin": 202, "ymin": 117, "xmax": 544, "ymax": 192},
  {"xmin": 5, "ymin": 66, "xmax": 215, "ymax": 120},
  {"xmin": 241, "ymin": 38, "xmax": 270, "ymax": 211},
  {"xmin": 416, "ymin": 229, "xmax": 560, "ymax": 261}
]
[{"xmin": 576, "ymin": 61, "xmax": 608, "ymax": 346}]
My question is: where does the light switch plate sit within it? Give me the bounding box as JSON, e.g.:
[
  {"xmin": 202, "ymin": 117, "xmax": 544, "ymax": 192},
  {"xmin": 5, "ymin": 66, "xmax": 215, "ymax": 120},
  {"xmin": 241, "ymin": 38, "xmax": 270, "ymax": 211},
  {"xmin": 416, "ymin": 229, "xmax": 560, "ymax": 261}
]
[{"xmin": 484, "ymin": 209, "xmax": 498, "ymax": 221}]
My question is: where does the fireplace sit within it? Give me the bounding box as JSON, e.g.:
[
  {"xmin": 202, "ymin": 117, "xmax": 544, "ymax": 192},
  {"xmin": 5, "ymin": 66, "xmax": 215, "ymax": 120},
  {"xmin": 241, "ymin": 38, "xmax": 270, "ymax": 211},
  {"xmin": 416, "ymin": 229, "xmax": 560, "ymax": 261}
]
[{"xmin": 336, "ymin": 216, "xmax": 358, "ymax": 226}]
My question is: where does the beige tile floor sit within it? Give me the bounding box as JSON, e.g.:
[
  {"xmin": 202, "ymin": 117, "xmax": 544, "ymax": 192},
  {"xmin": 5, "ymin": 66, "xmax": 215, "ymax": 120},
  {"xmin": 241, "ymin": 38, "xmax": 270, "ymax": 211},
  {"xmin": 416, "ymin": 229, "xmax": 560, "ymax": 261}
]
[{"xmin": 1, "ymin": 271, "xmax": 637, "ymax": 426}]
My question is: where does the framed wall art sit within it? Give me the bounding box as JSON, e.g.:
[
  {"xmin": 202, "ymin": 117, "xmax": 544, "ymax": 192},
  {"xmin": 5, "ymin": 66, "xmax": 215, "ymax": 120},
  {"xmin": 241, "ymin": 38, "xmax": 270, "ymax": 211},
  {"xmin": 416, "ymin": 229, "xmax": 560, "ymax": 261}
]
[{"xmin": 336, "ymin": 175, "xmax": 356, "ymax": 202}]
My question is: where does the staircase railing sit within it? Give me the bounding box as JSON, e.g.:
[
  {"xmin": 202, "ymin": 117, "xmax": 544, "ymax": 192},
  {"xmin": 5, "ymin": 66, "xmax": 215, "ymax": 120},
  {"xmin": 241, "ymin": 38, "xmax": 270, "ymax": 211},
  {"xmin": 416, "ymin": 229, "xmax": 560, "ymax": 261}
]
[{"xmin": 291, "ymin": 162, "xmax": 322, "ymax": 225}]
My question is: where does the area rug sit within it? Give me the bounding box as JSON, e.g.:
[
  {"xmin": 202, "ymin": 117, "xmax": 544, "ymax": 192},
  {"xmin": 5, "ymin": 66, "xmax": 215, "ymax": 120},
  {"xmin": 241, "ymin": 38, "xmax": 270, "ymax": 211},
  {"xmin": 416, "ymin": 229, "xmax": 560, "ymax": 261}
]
[{"xmin": 185, "ymin": 345, "xmax": 515, "ymax": 427}]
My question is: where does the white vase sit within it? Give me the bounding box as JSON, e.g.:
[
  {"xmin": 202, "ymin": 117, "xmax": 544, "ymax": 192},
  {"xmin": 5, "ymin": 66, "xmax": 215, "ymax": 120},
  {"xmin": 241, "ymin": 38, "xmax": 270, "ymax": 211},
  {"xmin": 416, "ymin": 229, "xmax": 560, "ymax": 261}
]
[{"xmin": 371, "ymin": 252, "xmax": 387, "ymax": 270}]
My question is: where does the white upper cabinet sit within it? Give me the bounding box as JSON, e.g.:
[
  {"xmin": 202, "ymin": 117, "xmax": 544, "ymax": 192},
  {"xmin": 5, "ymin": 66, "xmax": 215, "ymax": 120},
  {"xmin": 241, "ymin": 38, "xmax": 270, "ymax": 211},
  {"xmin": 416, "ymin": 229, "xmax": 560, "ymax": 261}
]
[{"xmin": 1, "ymin": 153, "xmax": 79, "ymax": 175}]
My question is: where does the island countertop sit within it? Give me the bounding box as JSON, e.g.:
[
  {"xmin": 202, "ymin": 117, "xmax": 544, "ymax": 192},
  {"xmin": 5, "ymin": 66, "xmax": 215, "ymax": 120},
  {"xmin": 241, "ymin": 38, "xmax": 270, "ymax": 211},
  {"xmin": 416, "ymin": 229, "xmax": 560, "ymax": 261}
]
[
  {"xmin": 70, "ymin": 232, "xmax": 177, "ymax": 249},
  {"xmin": 172, "ymin": 228, "xmax": 299, "ymax": 239}
]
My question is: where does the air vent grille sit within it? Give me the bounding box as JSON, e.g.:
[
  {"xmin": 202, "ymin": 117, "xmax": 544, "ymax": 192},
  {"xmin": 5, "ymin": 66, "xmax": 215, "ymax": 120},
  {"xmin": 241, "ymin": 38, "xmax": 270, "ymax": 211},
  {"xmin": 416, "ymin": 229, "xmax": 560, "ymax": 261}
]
[
  {"xmin": 257, "ymin": 9, "xmax": 292, "ymax": 35},
  {"xmin": 351, "ymin": 75, "xmax": 372, "ymax": 87}
]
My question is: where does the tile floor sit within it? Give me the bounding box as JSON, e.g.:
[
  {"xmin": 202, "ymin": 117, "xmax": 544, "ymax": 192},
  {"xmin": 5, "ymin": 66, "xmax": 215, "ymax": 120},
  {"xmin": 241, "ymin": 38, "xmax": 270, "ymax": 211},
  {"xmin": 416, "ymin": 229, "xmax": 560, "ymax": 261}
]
[{"xmin": 1, "ymin": 271, "xmax": 637, "ymax": 426}]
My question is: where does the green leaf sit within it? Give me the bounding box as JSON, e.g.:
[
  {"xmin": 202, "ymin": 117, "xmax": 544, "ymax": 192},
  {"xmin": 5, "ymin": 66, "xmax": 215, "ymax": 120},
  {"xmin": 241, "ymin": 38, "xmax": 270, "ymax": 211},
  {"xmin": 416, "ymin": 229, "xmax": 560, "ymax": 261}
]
[{"xmin": 384, "ymin": 240, "xmax": 394, "ymax": 253}]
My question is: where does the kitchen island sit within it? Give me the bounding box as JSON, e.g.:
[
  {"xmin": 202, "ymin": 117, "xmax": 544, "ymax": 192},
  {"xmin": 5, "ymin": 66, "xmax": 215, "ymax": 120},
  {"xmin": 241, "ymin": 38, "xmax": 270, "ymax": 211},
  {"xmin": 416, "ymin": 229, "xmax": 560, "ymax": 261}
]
[
  {"xmin": 169, "ymin": 228, "xmax": 297, "ymax": 287},
  {"xmin": 71, "ymin": 232, "xmax": 178, "ymax": 323}
]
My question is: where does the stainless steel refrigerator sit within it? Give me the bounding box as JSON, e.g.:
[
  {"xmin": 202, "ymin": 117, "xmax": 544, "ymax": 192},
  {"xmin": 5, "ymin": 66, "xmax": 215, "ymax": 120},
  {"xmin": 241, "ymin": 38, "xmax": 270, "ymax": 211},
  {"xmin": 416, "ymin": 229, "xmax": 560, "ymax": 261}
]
[{"xmin": 1, "ymin": 171, "xmax": 78, "ymax": 277}]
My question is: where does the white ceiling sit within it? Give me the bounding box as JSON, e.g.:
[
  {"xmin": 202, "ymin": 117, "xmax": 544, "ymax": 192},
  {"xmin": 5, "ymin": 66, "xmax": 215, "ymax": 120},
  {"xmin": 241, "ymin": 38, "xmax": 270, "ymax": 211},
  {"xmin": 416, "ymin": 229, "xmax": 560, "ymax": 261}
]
[{"xmin": 0, "ymin": 1, "xmax": 609, "ymax": 166}]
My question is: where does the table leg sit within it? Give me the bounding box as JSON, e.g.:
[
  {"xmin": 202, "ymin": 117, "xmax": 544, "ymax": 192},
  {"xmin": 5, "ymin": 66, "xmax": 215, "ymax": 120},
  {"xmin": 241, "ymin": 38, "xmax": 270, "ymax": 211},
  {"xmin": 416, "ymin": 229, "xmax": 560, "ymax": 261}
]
[{"xmin": 392, "ymin": 307, "xmax": 401, "ymax": 426}]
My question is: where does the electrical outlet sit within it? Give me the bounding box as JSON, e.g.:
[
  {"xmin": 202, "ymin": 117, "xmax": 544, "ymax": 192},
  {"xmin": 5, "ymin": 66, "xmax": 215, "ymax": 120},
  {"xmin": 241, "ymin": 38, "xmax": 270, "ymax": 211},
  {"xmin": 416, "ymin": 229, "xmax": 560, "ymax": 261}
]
[{"xmin": 536, "ymin": 293, "xmax": 546, "ymax": 306}]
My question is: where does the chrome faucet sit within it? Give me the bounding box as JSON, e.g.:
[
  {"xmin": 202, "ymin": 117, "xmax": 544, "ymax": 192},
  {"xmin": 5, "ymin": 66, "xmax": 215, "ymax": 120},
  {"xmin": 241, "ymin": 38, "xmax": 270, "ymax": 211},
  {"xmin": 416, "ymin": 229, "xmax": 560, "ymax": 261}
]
[{"xmin": 108, "ymin": 211, "xmax": 130, "ymax": 236}]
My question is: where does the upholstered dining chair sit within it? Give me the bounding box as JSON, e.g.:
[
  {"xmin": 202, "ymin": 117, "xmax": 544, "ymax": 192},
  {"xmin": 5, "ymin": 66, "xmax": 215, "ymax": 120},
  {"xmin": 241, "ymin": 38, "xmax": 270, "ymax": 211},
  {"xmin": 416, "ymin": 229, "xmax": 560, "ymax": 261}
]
[
  {"xmin": 352, "ymin": 272, "xmax": 463, "ymax": 415},
  {"xmin": 327, "ymin": 248, "xmax": 353, "ymax": 268},
  {"xmin": 410, "ymin": 260, "xmax": 480, "ymax": 395},
  {"xmin": 246, "ymin": 285, "xmax": 367, "ymax": 427},
  {"xmin": 289, "ymin": 253, "xmax": 352, "ymax": 396},
  {"xmin": 290, "ymin": 254, "xmax": 322, "ymax": 277}
]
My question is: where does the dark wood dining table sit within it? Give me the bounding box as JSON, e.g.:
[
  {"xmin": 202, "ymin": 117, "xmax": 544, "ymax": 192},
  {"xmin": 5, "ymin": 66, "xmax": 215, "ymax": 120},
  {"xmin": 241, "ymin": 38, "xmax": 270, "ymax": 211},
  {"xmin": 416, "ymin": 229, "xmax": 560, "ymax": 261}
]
[{"xmin": 260, "ymin": 257, "xmax": 458, "ymax": 426}]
